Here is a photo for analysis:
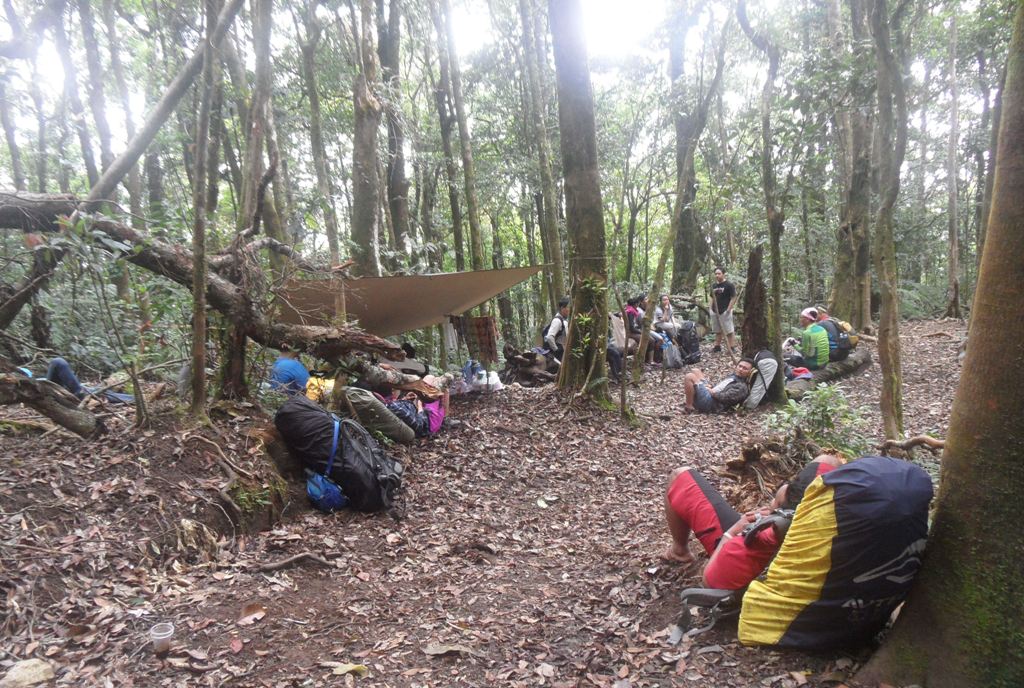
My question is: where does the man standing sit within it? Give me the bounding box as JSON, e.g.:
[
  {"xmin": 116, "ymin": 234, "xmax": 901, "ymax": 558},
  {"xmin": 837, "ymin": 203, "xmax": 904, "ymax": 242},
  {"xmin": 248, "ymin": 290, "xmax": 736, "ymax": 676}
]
[
  {"xmin": 544, "ymin": 297, "xmax": 571, "ymax": 362},
  {"xmin": 710, "ymin": 267, "xmax": 738, "ymax": 354}
]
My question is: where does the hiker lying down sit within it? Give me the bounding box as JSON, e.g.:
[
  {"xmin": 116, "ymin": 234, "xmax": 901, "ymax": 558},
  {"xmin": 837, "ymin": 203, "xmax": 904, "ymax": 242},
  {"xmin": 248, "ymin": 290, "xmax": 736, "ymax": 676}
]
[
  {"xmin": 683, "ymin": 359, "xmax": 753, "ymax": 413},
  {"xmin": 662, "ymin": 454, "xmax": 842, "ymax": 590}
]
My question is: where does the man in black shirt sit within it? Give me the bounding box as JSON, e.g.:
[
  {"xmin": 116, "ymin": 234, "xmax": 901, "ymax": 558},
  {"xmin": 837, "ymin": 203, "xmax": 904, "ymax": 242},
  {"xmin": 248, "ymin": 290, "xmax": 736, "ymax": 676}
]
[{"xmin": 710, "ymin": 267, "xmax": 738, "ymax": 353}]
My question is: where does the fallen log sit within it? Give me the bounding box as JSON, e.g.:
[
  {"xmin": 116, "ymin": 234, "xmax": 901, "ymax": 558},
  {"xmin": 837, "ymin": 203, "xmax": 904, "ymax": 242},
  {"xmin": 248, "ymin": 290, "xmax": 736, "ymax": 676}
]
[
  {"xmin": 786, "ymin": 347, "xmax": 873, "ymax": 399},
  {"xmin": 0, "ymin": 373, "xmax": 101, "ymax": 437}
]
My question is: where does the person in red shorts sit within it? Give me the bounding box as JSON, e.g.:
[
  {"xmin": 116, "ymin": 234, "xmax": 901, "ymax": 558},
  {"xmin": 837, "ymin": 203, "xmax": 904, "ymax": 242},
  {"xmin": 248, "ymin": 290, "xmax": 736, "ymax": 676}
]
[{"xmin": 662, "ymin": 454, "xmax": 843, "ymax": 590}]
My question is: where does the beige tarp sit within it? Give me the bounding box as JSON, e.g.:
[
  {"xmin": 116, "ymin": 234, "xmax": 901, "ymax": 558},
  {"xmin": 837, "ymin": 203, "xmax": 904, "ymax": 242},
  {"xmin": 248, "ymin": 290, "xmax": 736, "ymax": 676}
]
[{"xmin": 277, "ymin": 266, "xmax": 543, "ymax": 338}]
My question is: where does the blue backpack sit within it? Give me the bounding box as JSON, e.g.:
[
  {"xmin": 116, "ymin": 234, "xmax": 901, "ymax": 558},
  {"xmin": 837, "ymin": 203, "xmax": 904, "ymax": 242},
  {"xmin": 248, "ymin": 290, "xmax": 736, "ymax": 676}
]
[{"xmin": 305, "ymin": 419, "xmax": 349, "ymax": 512}]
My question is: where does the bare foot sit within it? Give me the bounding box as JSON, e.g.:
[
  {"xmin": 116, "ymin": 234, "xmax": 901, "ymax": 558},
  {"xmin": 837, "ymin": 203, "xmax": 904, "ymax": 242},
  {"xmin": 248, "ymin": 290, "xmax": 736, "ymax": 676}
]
[
  {"xmin": 682, "ymin": 405, "xmax": 696, "ymax": 414},
  {"xmin": 662, "ymin": 544, "xmax": 696, "ymax": 565}
]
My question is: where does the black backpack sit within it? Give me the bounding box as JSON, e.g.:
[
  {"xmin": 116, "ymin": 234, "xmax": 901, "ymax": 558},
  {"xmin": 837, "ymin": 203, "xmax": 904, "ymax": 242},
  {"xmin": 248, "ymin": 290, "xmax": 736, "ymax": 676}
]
[
  {"xmin": 274, "ymin": 396, "xmax": 404, "ymax": 513},
  {"xmin": 820, "ymin": 318, "xmax": 853, "ymax": 361},
  {"xmin": 678, "ymin": 321, "xmax": 702, "ymax": 364}
]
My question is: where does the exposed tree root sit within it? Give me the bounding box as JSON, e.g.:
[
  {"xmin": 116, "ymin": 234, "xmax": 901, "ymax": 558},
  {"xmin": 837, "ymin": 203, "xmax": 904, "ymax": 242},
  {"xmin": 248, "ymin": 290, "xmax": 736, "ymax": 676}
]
[{"xmin": 257, "ymin": 551, "xmax": 333, "ymax": 572}]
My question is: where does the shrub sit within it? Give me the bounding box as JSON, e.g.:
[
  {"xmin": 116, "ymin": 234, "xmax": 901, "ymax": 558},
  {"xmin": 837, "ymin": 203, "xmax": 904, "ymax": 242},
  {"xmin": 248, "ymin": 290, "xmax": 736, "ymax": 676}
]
[{"xmin": 764, "ymin": 384, "xmax": 871, "ymax": 459}]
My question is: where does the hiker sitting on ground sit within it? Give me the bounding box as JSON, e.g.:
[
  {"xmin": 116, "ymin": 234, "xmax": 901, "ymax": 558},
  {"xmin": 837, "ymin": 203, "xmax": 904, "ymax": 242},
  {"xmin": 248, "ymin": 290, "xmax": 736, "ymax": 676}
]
[
  {"xmin": 354, "ymin": 380, "xmax": 448, "ymax": 439},
  {"xmin": 814, "ymin": 307, "xmax": 851, "ymax": 362},
  {"xmin": 683, "ymin": 358, "xmax": 754, "ymax": 413},
  {"xmin": 43, "ymin": 357, "xmax": 135, "ymax": 404},
  {"xmin": 654, "ymin": 294, "xmax": 680, "ymax": 345},
  {"xmin": 710, "ymin": 267, "xmax": 739, "ymax": 354},
  {"xmin": 662, "ymin": 454, "xmax": 842, "ymax": 589},
  {"xmin": 627, "ymin": 295, "xmax": 666, "ymax": 364},
  {"xmin": 269, "ymin": 344, "xmax": 310, "ymax": 396},
  {"xmin": 544, "ymin": 297, "xmax": 571, "ymax": 362},
  {"xmin": 784, "ymin": 308, "xmax": 830, "ymax": 370}
]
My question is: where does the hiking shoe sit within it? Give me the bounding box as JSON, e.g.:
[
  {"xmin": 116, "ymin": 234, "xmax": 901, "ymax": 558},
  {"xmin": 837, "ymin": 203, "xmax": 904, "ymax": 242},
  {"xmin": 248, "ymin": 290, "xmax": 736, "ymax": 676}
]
[{"xmin": 712, "ymin": 345, "xmax": 722, "ymax": 353}]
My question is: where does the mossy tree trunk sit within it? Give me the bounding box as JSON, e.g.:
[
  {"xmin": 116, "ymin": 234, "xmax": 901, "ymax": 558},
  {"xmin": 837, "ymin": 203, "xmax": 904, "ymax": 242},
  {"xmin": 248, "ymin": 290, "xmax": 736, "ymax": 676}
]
[
  {"xmin": 548, "ymin": 0, "xmax": 608, "ymax": 400},
  {"xmin": 858, "ymin": 6, "xmax": 1024, "ymax": 684},
  {"xmin": 738, "ymin": 0, "xmax": 786, "ymax": 404},
  {"xmin": 870, "ymin": 0, "xmax": 908, "ymax": 440}
]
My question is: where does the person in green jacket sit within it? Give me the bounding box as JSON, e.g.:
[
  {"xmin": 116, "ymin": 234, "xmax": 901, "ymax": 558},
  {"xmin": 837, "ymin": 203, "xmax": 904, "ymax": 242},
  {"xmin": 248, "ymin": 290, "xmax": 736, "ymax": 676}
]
[{"xmin": 785, "ymin": 308, "xmax": 830, "ymax": 370}]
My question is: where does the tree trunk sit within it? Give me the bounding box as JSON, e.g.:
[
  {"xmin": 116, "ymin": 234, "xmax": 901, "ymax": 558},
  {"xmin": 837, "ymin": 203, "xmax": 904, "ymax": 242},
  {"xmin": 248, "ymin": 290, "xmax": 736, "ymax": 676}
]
[
  {"xmin": 0, "ymin": 373, "xmax": 100, "ymax": 437},
  {"xmin": 944, "ymin": 14, "xmax": 961, "ymax": 319},
  {"xmin": 29, "ymin": 60, "xmax": 47, "ymax": 192},
  {"xmin": 738, "ymin": 0, "xmax": 786, "ymax": 405},
  {"xmin": 491, "ymin": 213, "xmax": 516, "ymax": 346},
  {"xmin": 378, "ymin": 0, "xmax": 411, "ymax": 262},
  {"xmin": 429, "ymin": 40, "xmax": 465, "ymax": 273},
  {"xmin": 78, "ymin": 0, "xmax": 115, "ymax": 172},
  {"xmin": 0, "ymin": 81, "xmax": 26, "ymax": 191},
  {"xmin": 519, "ymin": 0, "xmax": 565, "ymax": 303},
  {"xmin": 869, "ymin": 0, "xmax": 908, "ymax": 440},
  {"xmin": 740, "ymin": 244, "xmax": 769, "ymax": 356},
  {"xmin": 858, "ymin": 7, "xmax": 1024, "ymax": 684},
  {"xmin": 978, "ymin": 64, "xmax": 1005, "ymax": 266},
  {"xmin": 829, "ymin": 0, "xmax": 873, "ymax": 331},
  {"xmin": 669, "ymin": 1, "xmax": 726, "ymax": 295},
  {"xmin": 190, "ymin": 0, "xmax": 216, "ymax": 417},
  {"xmin": 102, "ymin": 0, "xmax": 143, "ymax": 221},
  {"xmin": 439, "ymin": 0, "xmax": 485, "ymax": 285},
  {"xmin": 54, "ymin": 14, "xmax": 99, "ymax": 187},
  {"xmin": 548, "ymin": 0, "xmax": 608, "ymax": 400},
  {"xmin": 351, "ymin": 0, "xmax": 383, "ymax": 277},
  {"xmin": 300, "ymin": 6, "xmax": 341, "ymax": 264}
]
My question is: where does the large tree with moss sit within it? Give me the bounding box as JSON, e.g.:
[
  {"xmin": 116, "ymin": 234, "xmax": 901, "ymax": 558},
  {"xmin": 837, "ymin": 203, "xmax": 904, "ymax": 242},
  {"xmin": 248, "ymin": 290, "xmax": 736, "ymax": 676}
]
[
  {"xmin": 547, "ymin": 0, "xmax": 609, "ymax": 399},
  {"xmin": 857, "ymin": 4, "xmax": 1024, "ymax": 685}
]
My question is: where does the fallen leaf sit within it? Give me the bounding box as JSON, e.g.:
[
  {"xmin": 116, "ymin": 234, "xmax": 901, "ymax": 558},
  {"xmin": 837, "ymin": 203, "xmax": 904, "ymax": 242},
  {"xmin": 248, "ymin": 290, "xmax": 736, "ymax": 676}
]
[
  {"xmin": 791, "ymin": 671, "xmax": 808, "ymax": 685},
  {"xmin": 422, "ymin": 643, "xmax": 485, "ymax": 658},
  {"xmin": 236, "ymin": 602, "xmax": 266, "ymax": 626},
  {"xmin": 229, "ymin": 638, "xmax": 243, "ymax": 654},
  {"xmin": 318, "ymin": 662, "xmax": 370, "ymax": 677},
  {"xmin": 536, "ymin": 662, "xmax": 555, "ymax": 678}
]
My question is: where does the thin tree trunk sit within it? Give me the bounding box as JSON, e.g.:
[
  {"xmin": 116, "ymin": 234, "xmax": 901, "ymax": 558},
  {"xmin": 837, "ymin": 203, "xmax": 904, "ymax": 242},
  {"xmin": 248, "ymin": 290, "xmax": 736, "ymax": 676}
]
[
  {"xmin": 944, "ymin": 14, "xmax": 961, "ymax": 318},
  {"xmin": 103, "ymin": 0, "xmax": 143, "ymax": 220},
  {"xmin": 738, "ymin": 0, "xmax": 786, "ymax": 404},
  {"xmin": 439, "ymin": 0, "xmax": 485, "ymax": 287},
  {"xmin": 0, "ymin": 81, "xmax": 26, "ymax": 191},
  {"xmin": 491, "ymin": 212, "xmax": 516, "ymax": 345},
  {"xmin": 428, "ymin": 36, "xmax": 465, "ymax": 272},
  {"xmin": 858, "ymin": 7, "xmax": 1024, "ymax": 684},
  {"xmin": 191, "ymin": 0, "xmax": 216, "ymax": 417},
  {"xmin": 54, "ymin": 14, "xmax": 99, "ymax": 187},
  {"xmin": 29, "ymin": 60, "xmax": 47, "ymax": 193},
  {"xmin": 351, "ymin": 0, "xmax": 383, "ymax": 277},
  {"xmin": 300, "ymin": 3, "xmax": 340, "ymax": 264},
  {"xmin": 548, "ymin": 0, "xmax": 608, "ymax": 400},
  {"xmin": 78, "ymin": 0, "xmax": 115, "ymax": 172},
  {"xmin": 870, "ymin": 0, "xmax": 908, "ymax": 440},
  {"xmin": 378, "ymin": 0, "xmax": 411, "ymax": 261},
  {"xmin": 519, "ymin": 0, "xmax": 565, "ymax": 302}
]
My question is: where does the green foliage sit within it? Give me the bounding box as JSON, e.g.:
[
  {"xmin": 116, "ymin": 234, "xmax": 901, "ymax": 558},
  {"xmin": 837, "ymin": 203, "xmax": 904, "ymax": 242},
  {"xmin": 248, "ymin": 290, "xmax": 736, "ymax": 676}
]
[{"xmin": 764, "ymin": 384, "xmax": 871, "ymax": 458}]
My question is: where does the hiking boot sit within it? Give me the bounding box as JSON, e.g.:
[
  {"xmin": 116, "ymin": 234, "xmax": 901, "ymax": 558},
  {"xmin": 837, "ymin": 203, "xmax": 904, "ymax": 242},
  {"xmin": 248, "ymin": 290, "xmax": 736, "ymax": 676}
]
[{"xmin": 712, "ymin": 345, "xmax": 722, "ymax": 353}]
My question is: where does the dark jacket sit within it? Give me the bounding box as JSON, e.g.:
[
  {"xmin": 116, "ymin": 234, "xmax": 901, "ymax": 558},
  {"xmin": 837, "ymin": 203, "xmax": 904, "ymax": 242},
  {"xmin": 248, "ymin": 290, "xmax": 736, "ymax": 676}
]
[{"xmin": 711, "ymin": 375, "xmax": 750, "ymax": 411}]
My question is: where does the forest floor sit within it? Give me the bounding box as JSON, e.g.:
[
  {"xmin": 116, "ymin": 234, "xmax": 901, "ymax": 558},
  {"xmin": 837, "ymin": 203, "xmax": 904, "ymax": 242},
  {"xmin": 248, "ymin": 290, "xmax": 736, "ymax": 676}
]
[{"xmin": 0, "ymin": 319, "xmax": 966, "ymax": 688}]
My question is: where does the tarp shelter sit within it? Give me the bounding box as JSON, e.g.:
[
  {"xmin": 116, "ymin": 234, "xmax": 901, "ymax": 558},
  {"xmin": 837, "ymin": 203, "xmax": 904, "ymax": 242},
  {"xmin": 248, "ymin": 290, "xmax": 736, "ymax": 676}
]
[{"xmin": 277, "ymin": 266, "xmax": 544, "ymax": 338}]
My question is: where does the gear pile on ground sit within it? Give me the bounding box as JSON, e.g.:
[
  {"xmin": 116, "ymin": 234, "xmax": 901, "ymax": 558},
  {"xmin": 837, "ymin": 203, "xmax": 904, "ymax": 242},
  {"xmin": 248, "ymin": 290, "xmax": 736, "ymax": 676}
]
[{"xmin": 0, "ymin": 320, "xmax": 962, "ymax": 686}]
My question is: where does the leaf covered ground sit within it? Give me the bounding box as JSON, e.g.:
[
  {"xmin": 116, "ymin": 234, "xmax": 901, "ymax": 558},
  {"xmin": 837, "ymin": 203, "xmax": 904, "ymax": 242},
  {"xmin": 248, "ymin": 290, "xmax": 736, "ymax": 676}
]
[{"xmin": 0, "ymin": 320, "xmax": 965, "ymax": 687}]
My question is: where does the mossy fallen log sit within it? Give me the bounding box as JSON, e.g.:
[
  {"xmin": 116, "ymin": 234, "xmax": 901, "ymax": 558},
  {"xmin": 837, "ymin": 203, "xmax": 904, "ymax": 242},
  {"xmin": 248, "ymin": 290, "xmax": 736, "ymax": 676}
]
[{"xmin": 785, "ymin": 347, "xmax": 873, "ymax": 399}]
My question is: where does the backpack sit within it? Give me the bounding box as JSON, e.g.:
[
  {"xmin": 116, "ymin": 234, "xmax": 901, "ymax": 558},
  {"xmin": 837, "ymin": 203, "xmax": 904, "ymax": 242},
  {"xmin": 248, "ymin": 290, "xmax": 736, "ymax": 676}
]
[
  {"xmin": 745, "ymin": 349, "xmax": 780, "ymax": 408},
  {"xmin": 826, "ymin": 318, "xmax": 858, "ymax": 350},
  {"xmin": 678, "ymin": 321, "xmax": 702, "ymax": 364},
  {"xmin": 541, "ymin": 314, "xmax": 567, "ymax": 344},
  {"xmin": 663, "ymin": 342, "xmax": 684, "ymax": 369},
  {"xmin": 274, "ymin": 396, "xmax": 404, "ymax": 513},
  {"xmin": 305, "ymin": 419, "xmax": 348, "ymax": 512}
]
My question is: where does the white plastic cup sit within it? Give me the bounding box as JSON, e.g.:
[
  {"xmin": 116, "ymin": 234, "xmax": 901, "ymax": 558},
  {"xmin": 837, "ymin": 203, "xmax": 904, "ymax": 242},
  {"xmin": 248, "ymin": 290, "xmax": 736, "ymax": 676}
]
[{"xmin": 150, "ymin": 622, "xmax": 174, "ymax": 655}]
